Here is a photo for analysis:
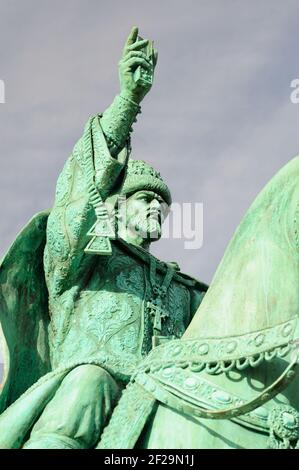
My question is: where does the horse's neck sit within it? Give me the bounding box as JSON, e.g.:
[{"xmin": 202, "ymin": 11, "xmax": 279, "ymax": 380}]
[{"xmin": 185, "ymin": 156, "xmax": 299, "ymax": 340}]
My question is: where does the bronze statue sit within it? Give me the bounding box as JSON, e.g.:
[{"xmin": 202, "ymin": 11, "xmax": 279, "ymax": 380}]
[{"xmin": 1, "ymin": 27, "xmax": 299, "ymax": 450}]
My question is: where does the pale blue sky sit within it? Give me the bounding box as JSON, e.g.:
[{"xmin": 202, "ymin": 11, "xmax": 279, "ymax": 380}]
[{"xmin": 1, "ymin": 0, "xmax": 299, "ymax": 363}]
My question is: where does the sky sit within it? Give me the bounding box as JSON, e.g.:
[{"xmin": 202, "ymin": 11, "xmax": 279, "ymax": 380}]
[{"xmin": 1, "ymin": 0, "xmax": 299, "ymax": 365}]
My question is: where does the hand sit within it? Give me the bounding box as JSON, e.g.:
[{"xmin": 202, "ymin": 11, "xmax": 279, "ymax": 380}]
[{"xmin": 119, "ymin": 26, "xmax": 158, "ymax": 105}]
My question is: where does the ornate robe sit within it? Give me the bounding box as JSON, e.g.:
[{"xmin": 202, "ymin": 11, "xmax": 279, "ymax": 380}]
[
  {"xmin": 44, "ymin": 115, "xmax": 207, "ymax": 381},
  {"xmin": 0, "ymin": 116, "xmax": 207, "ymax": 448}
]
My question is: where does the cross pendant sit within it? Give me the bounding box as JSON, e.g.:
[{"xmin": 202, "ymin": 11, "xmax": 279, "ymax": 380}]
[{"xmin": 147, "ymin": 301, "xmax": 168, "ymax": 333}]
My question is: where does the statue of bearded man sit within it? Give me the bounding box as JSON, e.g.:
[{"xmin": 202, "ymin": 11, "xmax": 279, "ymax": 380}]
[{"xmin": 0, "ymin": 27, "xmax": 207, "ymax": 449}]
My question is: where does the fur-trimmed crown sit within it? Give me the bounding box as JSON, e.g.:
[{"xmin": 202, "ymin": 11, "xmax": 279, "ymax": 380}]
[{"xmin": 120, "ymin": 159, "xmax": 172, "ymax": 205}]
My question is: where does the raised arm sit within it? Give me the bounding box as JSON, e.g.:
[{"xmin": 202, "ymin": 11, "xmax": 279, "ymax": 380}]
[
  {"xmin": 101, "ymin": 26, "xmax": 157, "ymax": 157},
  {"xmin": 44, "ymin": 27, "xmax": 158, "ymax": 298}
]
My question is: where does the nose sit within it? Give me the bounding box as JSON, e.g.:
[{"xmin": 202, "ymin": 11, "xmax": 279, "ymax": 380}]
[{"xmin": 150, "ymin": 199, "xmax": 161, "ymax": 210}]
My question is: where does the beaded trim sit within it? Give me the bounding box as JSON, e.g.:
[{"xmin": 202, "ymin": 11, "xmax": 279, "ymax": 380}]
[
  {"xmin": 134, "ymin": 356, "xmax": 298, "ymax": 421},
  {"xmin": 133, "ymin": 317, "xmax": 298, "ymax": 377},
  {"xmin": 96, "ymin": 354, "xmax": 298, "ymax": 449}
]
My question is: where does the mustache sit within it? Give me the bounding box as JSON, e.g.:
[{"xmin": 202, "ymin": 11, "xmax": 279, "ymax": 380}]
[
  {"xmin": 126, "ymin": 213, "xmax": 161, "ymax": 234},
  {"xmin": 146, "ymin": 208, "xmax": 164, "ymax": 223}
]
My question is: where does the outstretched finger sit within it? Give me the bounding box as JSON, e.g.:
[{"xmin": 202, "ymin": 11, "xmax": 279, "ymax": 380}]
[
  {"xmin": 128, "ymin": 39, "xmax": 149, "ymax": 51},
  {"xmin": 125, "ymin": 26, "xmax": 139, "ymax": 49}
]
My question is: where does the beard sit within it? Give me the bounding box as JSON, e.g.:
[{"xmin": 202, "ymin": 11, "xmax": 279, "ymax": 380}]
[{"xmin": 127, "ymin": 213, "xmax": 162, "ymax": 241}]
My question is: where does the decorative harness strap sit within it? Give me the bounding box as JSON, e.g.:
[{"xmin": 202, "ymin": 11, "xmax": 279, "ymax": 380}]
[
  {"xmin": 131, "ymin": 316, "xmax": 299, "ymax": 448},
  {"xmin": 134, "ymin": 356, "xmax": 298, "ymax": 421}
]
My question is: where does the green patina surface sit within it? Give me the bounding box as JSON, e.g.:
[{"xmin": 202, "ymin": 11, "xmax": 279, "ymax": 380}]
[{"xmin": 0, "ymin": 27, "xmax": 298, "ymax": 449}]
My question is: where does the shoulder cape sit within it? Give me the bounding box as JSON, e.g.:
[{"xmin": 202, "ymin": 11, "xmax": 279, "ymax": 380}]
[{"xmin": 0, "ymin": 211, "xmax": 51, "ymax": 413}]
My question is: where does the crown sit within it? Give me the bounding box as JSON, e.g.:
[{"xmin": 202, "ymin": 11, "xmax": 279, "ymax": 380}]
[
  {"xmin": 126, "ymin": 160, "xmax": 163, "ymax": 180},
  {"xmin": 120, "ymin": 159, "xmax": 172, "ymax": 205}
]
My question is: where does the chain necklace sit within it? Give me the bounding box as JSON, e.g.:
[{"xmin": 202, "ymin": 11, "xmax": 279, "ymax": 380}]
[{"xmin": 146, "ymin": 256, "xmax": 175, "ymax": 347}]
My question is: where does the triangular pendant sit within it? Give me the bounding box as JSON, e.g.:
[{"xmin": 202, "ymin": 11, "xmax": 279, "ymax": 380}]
[
  {"xmin": 84, "ymin": 235, "xmax": 112, "ymax": 255},
  {"xmin": 87, "ymin": 219, "xmax": 115, "ymax": 239}
]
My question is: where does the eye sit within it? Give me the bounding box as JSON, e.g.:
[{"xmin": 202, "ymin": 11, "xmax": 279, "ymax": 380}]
[{"xmin": 139, "ymin": 194, "xmax": 150, "ymax": 202}]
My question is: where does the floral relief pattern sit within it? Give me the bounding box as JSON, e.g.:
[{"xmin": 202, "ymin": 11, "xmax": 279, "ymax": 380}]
[
  {"xmin": 116, "ymin": 265, "xmax": 145, "ymax": 298},
  {"xmin": 85, "ymin": 292, "xmax": 135, "ymax": 345}
]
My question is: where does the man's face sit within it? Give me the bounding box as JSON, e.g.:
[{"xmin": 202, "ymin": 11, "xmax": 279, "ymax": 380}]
[{"xmin": 121, "ymin": 190, "xmax": 169, "ymax": 243}]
